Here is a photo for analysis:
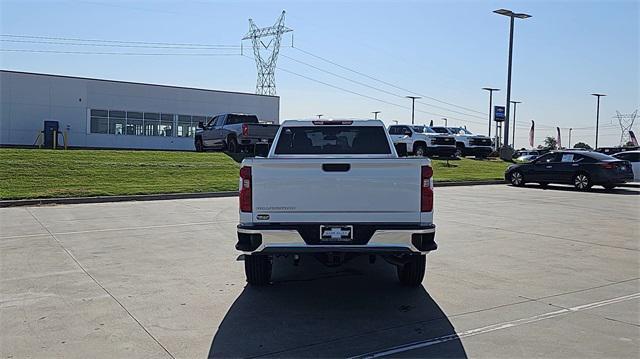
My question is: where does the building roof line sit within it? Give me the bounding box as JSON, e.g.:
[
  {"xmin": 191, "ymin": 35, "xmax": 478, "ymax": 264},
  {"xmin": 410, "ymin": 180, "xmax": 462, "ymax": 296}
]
[{"xmin": 0, "ymin": 69, "xmax": 279, "ymax": 99}]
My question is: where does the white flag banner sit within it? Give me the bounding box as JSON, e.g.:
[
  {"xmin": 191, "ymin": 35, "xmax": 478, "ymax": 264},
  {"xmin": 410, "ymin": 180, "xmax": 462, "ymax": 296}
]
[
  {"xmin": 529, "ymin": 121, "xmax": 535, "ymax": 148},
  {"xmin": 556, "ymin": 127, "xmax": 562, "ymax": 149}
]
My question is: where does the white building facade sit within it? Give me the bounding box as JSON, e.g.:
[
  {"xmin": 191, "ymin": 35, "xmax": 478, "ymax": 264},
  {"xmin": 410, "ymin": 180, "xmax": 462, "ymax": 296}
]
[{"xmin": 0, "ymin": 71, "xmax": 279, "ymax": 150}]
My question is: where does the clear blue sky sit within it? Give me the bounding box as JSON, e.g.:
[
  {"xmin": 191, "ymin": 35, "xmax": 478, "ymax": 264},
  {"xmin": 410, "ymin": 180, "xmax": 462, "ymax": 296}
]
[{"xmin": 1, "ymin": 0, "xmax": 638, "ymax": 147}]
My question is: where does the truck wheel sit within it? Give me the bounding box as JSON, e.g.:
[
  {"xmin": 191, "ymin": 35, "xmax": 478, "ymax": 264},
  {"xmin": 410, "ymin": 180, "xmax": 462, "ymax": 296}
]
[
  {"xmin": 455, "ymin": 145, "xmax": 464, "ymax": 158},
  {"xmin": 195, "ymin": 138, "xmax": 204, "ymax": 152},
  {"xmin": 228, "ymin": 137, "xmax": 239, "ymax": 153},
  {"xmin": 245, "ymin": 254, "xmax": 272, "ymax": 285},
  {"xmin": 397, "ymin": 255, "xmax": 426, "ymax": 287},
  {"xmin": 413, "ymin": 144, "xmax": 426, "ymax": 157}
]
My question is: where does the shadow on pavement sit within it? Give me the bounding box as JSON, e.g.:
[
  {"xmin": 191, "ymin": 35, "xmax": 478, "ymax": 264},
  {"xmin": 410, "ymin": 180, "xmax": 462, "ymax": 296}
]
[
  {"xmin": 521, "ymin": 183, "xmax": 639, "ymax": 195},
  {"xmin": 209, "ymin": 256, "xmax": 466, "ymax": 358}
]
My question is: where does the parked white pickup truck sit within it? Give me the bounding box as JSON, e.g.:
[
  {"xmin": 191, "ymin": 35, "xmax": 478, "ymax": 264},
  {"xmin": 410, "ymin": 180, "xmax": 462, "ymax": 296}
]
[
  {"xmin": 236, "ymin": 119, "xmax": 437, "ymax": 286},
  {"xmin": 388, "ymin": 124, "xmax": 457, "ymax": 158},
  {"xmin": 431, "ymin": 126, "xmax": 493, "ymax": 158}
]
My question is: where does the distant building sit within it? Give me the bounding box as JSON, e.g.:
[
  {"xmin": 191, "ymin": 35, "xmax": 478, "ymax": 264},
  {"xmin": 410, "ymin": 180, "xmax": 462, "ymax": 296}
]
[{"xmin": 0, "ymin": 70, "xmax": 279, "ymax": 150}]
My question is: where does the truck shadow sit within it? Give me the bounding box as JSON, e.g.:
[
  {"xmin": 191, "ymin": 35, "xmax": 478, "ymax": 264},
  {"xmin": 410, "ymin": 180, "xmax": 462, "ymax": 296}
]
[{"xmin": 208, "ymin": 256, "xmax": 467, "ymax": 358}]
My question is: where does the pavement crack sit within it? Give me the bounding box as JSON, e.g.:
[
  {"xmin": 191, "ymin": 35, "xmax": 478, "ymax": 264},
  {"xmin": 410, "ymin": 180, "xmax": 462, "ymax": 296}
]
[{"xmin": 24, "ymin": 208, "xmax": 176, "ymax": 359}]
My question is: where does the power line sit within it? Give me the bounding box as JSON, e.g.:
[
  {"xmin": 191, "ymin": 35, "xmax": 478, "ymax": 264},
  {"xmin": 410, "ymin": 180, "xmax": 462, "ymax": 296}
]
[
  {"xmin": 243, "ymin": 54, "xmax": 486, "ymax": 125},
  {"xmin": 0, "ymin": 49, "xmax": 241, "ymax": 56},
  {"xmin": 291, "ymin": 46, "xmax": 488, "ymax": 116},
  {"xmin": 0, "ymin": 34, "xmax": 240, "ymax": 47},
  {"xmin": 280, "ymin": 53, "xmax": 489, "ymax": 121},
  {"xmin": 0, "ymin": 39, "xmax": 240, "ymax": 50}
]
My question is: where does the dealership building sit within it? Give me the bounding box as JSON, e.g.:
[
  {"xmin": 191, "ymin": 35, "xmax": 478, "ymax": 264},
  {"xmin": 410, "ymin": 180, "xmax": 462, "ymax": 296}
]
[{"xmin": 0, "ymin": 70, "xmax": 280, "ymax": 150}]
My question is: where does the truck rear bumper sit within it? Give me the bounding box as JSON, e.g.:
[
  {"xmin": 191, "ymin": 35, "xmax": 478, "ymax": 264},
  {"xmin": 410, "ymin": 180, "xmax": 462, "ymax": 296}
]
[{"xmin": 236, "ymin": 223, "xmax": 436, "ymax": 255}]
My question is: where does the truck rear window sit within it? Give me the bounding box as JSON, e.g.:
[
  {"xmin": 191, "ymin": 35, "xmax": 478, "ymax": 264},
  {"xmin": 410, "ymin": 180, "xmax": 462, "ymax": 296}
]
[
  {"xmin": 226, "ymin": 114, "xmax": 259, "ymax": 125},
  {"xmin": 274, "ymin": 126, "xmax": 392, "ymax": 155}
]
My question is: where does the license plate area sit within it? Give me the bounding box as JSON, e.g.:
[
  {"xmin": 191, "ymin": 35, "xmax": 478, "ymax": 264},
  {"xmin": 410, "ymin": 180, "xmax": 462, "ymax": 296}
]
[{"xmin": 320, "ymin": 225, "xmax": 353, "ymax": 242}]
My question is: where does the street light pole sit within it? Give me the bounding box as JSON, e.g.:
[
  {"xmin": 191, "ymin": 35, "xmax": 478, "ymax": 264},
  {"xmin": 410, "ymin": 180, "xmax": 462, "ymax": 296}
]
[
  {"xmin": 316, "ymin": 114, "xmax": 323, "ymax": 119},
  {"xmin": 482, "ymin": 87, "xmax": 500, "ymax": 137},
  {"xmin": 494, "ymin": 9, "xmax": 531, "ymax": 159},
  {"xmin": 510, "ymin": 100, "xmax": 522, "ymax": 148},
  {"xmin": 568, "ymin": 128, "xmax": 573, "ymax": 148},
  {"xmin": 442, "ymin": 118, "xmax": 448, "ymax": 127},
  {"xmin": 372, "ymin": 111, "xmax": 381, "ymax": 120},
  {"xmin": 591, "ymin": 93, "xmax": 606, "ymax": 149},
  {"xmin": 406, "ymin": 96, "xmax": 421, "ymax": 125}
]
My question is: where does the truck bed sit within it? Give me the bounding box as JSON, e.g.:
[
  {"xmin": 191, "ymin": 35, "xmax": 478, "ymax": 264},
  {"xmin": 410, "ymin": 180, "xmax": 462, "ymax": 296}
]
[{"xmin": 242, "ymin": 157, "xmax": 430, "ymax": 224}]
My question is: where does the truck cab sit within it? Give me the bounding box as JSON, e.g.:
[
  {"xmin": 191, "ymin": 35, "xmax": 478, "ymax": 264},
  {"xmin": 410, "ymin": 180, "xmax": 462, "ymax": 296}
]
[{"xmin": 431, "ymin": 126, "xmax": 493, "ymax": 158}]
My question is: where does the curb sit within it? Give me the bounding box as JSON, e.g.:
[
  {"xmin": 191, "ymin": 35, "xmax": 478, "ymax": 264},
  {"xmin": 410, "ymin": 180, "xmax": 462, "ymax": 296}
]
[
  {"xmin": 0, "ymin": 191, "xmax": 239, "ymax": 208},
  {"xmin": 0, "ymin": 181, "xmax": 507, "ymax": 208},
  {"xmin": 434, "ymin": 180, "xmax": 504, "ymax": 187}
]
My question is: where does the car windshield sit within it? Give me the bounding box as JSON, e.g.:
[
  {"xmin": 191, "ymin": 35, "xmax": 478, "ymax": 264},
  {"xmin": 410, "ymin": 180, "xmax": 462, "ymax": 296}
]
[
  {"xmin": 274, "ymin": 126, "xmax": 392, "ymax": 155},
  {"xmin": 412, "ymin": 126, "xmax": 436, "ymax": 134},
  {"xmin": 582, "ymin": 151, "xmax": 618, "ymax": 161},
  {"xmin": 431, "ymin": 127, "xmax": 449, "ymax": 134},
  {"xmin": 449, "ymin": 127, "xmax": 472, "ymax": 135}
]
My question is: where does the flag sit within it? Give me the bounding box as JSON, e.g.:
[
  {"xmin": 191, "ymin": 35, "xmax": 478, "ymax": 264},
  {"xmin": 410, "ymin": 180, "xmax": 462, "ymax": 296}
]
[
  {"xmin": 429, "ymin": 119, "xmax": 434, "ymax": 127},
  {"xmin": 556, "ymin": 127, "xmax": 562, "ymax": 149},
  {"xmin": 630, "ymin": 130, "xmax": 639, "ymax": 146},
  {"xmin": 528, "ymin": 120, "xmax": 535, "ymax": 148}
]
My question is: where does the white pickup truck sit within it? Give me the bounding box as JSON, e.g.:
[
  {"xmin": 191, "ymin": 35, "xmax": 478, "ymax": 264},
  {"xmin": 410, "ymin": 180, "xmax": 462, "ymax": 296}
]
[{"xmin": 236, "ymin": 119, "xmax": 437, "ymax": 286}]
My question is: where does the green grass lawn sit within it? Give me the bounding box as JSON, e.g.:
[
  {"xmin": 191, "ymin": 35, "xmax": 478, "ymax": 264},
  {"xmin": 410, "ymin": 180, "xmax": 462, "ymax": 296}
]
[
  {"xmin": 431, "ymin": 157, "xmax": 510, "ymax": 182},
  {"xmin": 0, "ymin": 148, "xmax": 510, "ymax": 200},
  {"xmin": 0, "ymin": 149, "xmax": 240, "ymax": 200}
]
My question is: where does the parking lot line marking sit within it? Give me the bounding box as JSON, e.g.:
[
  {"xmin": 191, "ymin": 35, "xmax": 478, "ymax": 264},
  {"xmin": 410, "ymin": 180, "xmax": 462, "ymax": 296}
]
[
  {"xmin": 24, "ymin": 208, "xmax": 176, "ymax": 359},
  {"xmin": 349, "ymin": 292, "xmax": 640, "ymax": 359}
]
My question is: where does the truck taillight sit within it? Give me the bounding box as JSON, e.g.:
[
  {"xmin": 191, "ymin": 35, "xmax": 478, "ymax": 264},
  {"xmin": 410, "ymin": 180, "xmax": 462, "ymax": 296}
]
[
  {"xmin": 242, "ymin": 123, "xmax": 249, "ymax": 136},
  {"xmin": 599, "ymin": 162, "xmax": 615, "ymax": 169},
  {"xmin": 421, "ymin": 166, "xmax": 433, "ymax": 212},
  {"xmin": 239, "ymin": 166, "xmax": 252, "ymax": 212}
]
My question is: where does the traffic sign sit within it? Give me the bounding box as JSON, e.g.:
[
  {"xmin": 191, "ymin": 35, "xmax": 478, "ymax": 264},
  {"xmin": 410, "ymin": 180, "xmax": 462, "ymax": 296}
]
[{"xmin": 494, "ymin": 106, "xmax": 506, "ymax": 122}]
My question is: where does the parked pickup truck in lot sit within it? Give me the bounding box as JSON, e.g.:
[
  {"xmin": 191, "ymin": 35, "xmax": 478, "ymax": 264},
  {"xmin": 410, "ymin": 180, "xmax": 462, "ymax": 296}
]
[
  {"xmin": 431, "ymin": 126, "xmax": 493, "ymax": 158},
  {"xmin": 236, "ymin": 119, "xmax": 437, "ymax": 286},
  {"xmin": 194, "ymin": 113, "xmax": 279, "ymax": 153},
  {"xmin": 388, "ymin": 124, "xmax": 457, "ymax": 158}
]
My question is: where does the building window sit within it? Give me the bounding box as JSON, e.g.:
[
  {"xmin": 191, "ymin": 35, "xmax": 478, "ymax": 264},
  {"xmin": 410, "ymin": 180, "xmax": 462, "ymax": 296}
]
[
  {"xmin": 109, "ymin": 110, "xmax": 126, "ymax": 135},
  {"xmin": 90, "ymin": 109, "xmax": 109, "ymax": 134},
  {"xmin": 159, "ymin": 113, "xmax": 174, "ymax": 136},
  {"xmin": 89, "ymin": 108, "xmax": 211, "ymax": 138}
]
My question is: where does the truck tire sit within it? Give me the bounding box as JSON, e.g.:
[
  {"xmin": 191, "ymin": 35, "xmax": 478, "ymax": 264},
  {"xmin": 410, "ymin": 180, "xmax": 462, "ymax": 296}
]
[
  {"xmin": 227, "ymin": 137, "xmax": 239, "ymax": 153},
  {"xmin": 455, "ymin": 144, "xmax": 464, "ymax": 158},
  {"xmin": 413, "ymin": 143, "xmax": 426, "ymax": 157},
  {"xmin": 397, "ymin": 255, "xmax": 426, "ymax": 287},
  {"xmin": 245, "ymin": 254, "xmax": 272, "ymax": 285},
  {"xmin": 195, "ymin": 137, "xmax": 204, "ymax": 152}
]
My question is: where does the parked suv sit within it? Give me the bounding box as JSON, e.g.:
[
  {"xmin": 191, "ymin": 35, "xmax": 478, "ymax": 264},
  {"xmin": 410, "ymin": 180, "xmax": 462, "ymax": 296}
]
[
  {"xmin": 431, "ymin": 126, "xmax": 493, "ymax": 158},
  {"xmin": 388, "ymin": 124, "xmax": 457, "ymax": 158},
  {"xmin": 194, "ymin": 113, "xmax": 279, "ymax": 153}
]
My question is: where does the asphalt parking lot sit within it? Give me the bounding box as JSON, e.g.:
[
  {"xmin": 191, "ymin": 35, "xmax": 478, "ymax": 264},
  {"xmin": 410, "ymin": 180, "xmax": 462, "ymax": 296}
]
[{"xmin": 1, "ymin": 184, "xmax": 638, "ymax": 358}]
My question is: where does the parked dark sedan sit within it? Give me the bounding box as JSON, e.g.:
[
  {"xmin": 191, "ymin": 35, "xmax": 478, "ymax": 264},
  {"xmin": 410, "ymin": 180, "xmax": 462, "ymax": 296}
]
[{"xmin": 505, "ymin": 151, "xmax": 634, "ymax": 190}]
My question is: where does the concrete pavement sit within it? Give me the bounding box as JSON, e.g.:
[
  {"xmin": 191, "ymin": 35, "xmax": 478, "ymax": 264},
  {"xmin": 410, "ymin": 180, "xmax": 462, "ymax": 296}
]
[{"xmin": 1, "ymin": 184, "xmax": 638, "ymax": 358}]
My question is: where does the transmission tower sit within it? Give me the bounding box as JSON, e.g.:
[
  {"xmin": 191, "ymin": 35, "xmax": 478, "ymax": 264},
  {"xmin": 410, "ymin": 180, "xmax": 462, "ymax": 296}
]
[
  {"xmin": 242, "ymin": 11, "xmax": 292, "ymax": 96},
  {"xmin": 615, "ymin": 110, "xmax": 637, "ymax": 146}
]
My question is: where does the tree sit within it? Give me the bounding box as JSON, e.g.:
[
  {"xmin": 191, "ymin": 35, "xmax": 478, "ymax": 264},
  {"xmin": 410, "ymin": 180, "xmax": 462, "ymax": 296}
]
[
  {"xmin": 573, "ymin": 142, "xmax": 592, "ymax": 150},
  {"xmin": 543, "ymin": 136, "xmax": 557, "ymax": 150}
]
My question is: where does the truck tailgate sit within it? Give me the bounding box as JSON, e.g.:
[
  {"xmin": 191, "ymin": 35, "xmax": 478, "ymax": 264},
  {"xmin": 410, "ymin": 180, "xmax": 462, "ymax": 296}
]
[
  {"xmin": 250, "ymin": 158, "xmax": 426, "ymax": 223},
  {"xmin": 246, "ymin": 124, "xmax": 279, "ymax": 138}
]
